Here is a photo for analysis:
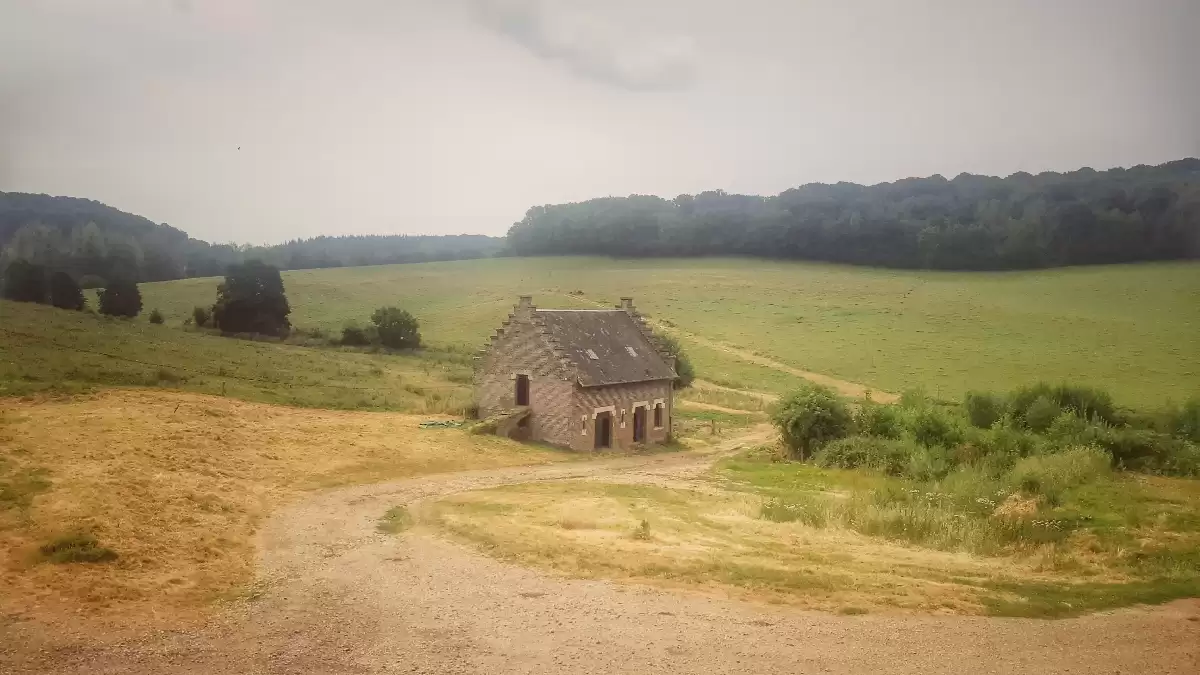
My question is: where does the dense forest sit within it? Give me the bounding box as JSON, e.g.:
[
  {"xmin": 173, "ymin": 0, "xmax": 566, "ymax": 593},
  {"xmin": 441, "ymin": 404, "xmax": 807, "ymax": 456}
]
[
  {"xmin": 506, "ymin": 159, "xmax": 1200, "ymax": 269},
  {"xmin": 5, "ymin": 158, "xmax": 1199, "ymax": 285},
  {"xmin": 0, "ymin": 192, "xmax": 503, "ymax": 284}
]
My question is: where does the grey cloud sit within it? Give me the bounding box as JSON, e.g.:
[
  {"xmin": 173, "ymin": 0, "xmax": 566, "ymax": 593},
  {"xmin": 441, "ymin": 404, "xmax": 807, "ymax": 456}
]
[{"xmin": 470, "ymin": 0, "xmax": 697, "ymax": 91}]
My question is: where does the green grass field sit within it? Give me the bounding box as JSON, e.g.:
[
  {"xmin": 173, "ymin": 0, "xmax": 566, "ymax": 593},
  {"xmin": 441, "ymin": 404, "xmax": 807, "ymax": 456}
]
[
  {"xmin": 132, "ymin": 257, "xmax": 1199, "ymax": 408},
  {"xmin": 0, "ymin": 300, "xmax": 472, "ymax": 412}
]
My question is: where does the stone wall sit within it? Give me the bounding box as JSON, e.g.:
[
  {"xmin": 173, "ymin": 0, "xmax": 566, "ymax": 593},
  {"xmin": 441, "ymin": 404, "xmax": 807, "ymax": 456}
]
[
  {"xmin": 474, "ymin": 298, "xmax": 577, "ymax": 447},
  {"xmin": 571, "ymin": 380, "xmax": 673, "ymax": 452}
]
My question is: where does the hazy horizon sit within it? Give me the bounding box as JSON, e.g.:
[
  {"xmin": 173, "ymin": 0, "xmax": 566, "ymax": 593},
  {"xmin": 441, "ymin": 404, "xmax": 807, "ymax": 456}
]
[{"xmin": 3, "ymin": 0, "xmax": 1197, "ymax": 245}]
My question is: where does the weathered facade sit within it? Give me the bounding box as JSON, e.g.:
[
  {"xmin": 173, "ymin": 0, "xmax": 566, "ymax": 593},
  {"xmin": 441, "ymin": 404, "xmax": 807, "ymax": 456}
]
[{"xmin": 474, "ymin": 296, "xmax": 676, "ymax": 451}]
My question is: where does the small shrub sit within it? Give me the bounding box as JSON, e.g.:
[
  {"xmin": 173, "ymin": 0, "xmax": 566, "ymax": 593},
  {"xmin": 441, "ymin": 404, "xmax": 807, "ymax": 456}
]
[
  {"xmin": 192, "ymin": 305, "xmax": 211, "ymax": 327},
  {"xmin": 340, "ymin": 323, "xmax": 374, "ymax": 346},
  {"xmin": 964, "ymin": 391, "xmax": 1004, "ymax": 429},
  {"xmin": 771, "ymin": 384, "xmax": 853, "ymax": 460},
  {"xmin": 371, "ymin": 306, "xmax": 421, "ymax": 349},
  {"xmin": 657, "ymin": 333, "xmax": 695, "ymax": 388},
  {"xmin": 1098, "ymin": 428, "xmax": 1199, "ymax": 476},
  {"xmin": 1165, "ymin": 398, "xmax": 1200, "ymax": 443},
  {"xmin": 815, "ymin": 436, "xmax": 915, "ymax": 476},
  {"xmin": 1009, "ymin": 383, "xmax": 1055, "ymax": 422},
  {"xmin": 854, "ymin": 399, "xmax": 904, "ymax": 439},
  {"xmin": 631, "ymin": 519, "xmax": 652, "ymax": 540},
  {"xmin": 907, "ymin": 407, "xmax": 963, "ymax": 448},
  {"xmin": 148, "ymin": 308, "xmax": 164, "ymax": 324},
  {"xmin": 39, "ymin": 533, "xmax": 118, "ymax": 564},
  {"xmin": 906, "ymin": 444, "xmax": 954, "ymax": 482},
  {"xmin": 1007, "ymin": 446, "xmax": 1111, "ymax": 504},
  {"xmin": 377, "ymin": 505, "xmax": 413, "ymax": 534},
  {"xmin": 1051, "ymin": 384, "xmax": 1117, "ymax": 425},
  {"xmin": 1023, "ymin": 395, "xmax": 1061, "ymax": 432}
]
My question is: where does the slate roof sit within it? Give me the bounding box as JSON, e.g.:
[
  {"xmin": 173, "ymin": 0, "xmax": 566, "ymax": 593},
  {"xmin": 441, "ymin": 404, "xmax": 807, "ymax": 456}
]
[{"xmin": 536, "ymin": 309, "xmax": 676, "ymax": 387}]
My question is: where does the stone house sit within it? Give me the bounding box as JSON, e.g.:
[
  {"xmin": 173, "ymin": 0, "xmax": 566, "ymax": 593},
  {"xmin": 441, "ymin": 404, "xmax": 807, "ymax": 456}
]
[{"xmin": 474, "ymin": 295, "xmax": 677, "ymax": 451}]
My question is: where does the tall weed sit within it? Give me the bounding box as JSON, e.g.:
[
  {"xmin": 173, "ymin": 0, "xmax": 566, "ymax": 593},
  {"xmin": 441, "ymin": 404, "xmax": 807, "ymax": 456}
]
[{"xmin": 1007, "ymin": 446, "xmax": 1111, "ymax": 505}]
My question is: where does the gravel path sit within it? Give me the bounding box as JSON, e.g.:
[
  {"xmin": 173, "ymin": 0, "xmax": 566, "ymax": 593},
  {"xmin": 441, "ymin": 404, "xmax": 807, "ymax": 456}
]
[{"xmin": 5, "ymin": 431, "xmax": 1198, "ymax": 674}]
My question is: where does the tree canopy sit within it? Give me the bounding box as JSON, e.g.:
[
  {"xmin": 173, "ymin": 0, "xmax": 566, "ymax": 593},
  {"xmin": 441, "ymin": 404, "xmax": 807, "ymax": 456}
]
[
  {"xmin": 97, "ymin": 279, "xmax": 142, "ymax": 317},
  {"xmin": 2, "ymin": 259, "xmax": 48, "ymax": 303},
  {"xmin": 1, "ymin": 192, "xmax": 504, "ymax": 283},
  {"xmin": 48, "ymin": 271, "xmax": 85, "ymax": 311},
  {"xmin": 371, "ymin": 307, "xmax": 421, "ymax": 349},
  {"xmin": 506, "ymin": 158, "xmax": 1200, "ymax": 270},
  {"xmin": 211, "ymin": 260, "xmax": 291, "ymax": 336}
]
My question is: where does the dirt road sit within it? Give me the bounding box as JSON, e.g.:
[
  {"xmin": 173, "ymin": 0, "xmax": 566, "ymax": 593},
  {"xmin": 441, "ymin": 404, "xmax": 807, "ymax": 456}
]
[{"xmin": 4, "ymin": 432, "xmax": 1197, "ymax": 674}]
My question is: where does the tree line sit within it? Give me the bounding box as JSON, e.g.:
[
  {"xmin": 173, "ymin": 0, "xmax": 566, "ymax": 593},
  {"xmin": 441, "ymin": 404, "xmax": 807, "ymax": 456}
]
[
  {"xmin": 0, "ymin": 192, "xmax": 504, "ymax": 285},
  {"xmin": 506, "ymin": 158, "xmax": 1200, "ymax": 270}
]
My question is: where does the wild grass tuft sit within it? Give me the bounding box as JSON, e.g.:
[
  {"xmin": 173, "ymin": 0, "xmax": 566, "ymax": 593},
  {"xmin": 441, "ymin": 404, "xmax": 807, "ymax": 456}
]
[
  {"xmin": 39, "ymin": 532, "xmax": 118, "ymax": 564},
  {"xmin": 377, "ymin": 505, "xmax": 414, "ymax": 534}
]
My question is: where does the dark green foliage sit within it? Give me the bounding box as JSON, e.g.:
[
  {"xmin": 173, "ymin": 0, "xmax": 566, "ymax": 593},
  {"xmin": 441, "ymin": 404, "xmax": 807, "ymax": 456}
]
[
  {"xmin": 1051, "ymin": 384, "xmax": 1117, "ymax": 424},
  {"xmin": 814, "ymin": 436, "xmax": 916, "ymax": 476},
  {"xmin": 77, "ymin": 274, "xmax": 106, "ymax": 289},
  {"xmin": 340, "ymin": 323, "xmax": 375, "ymax": 346},
  {"xmin": 212, "ymin": 260, "xmax": 291, "ymax": 337},
  {"xmin": 1098, "ymin": 428, "xmax": 1198, "ymax": 476},
  {"xmin": 192, "ymin": 305, "xmax": 211, "ymax": 327},
  {"xmin": 48, "ymin": 271, "xmax": 84, "ymax": 310},
  {"xmin": 38, "ymin": 532, "xmax": 118, "ymax": 564},
  {"xmin": 854, "ymin": 399, "xmax": 903, "ymax": 439},
  {"xmin": 97, "ymin": 279, "xmax": 142, "ymax": 317},
  {"xmin": 1, "ymin": 192, "xmax": 502, "ymax": 282},
  {"xmin": 148, "ymin": 308, "xmax": 164, "ymax": 324},
  {"xmin": 770, "ymin": 384, "xmax": 852, "ymax": 460},
  {"xmin": 906, "ymin": 406, "xmax": 964, "ymax": 448},
  {"xmin": 506, "ymin": 158, "xmax": 1200, "ymax": 270},
  {"xmin": 2, "ymin": 259, "xmax": 47, "ymax": 303},
  {"xmin": 371, "ymin": 306, "xmax": 420, "ymax": 349},
  {"xmin": 1165, "ymin": 398, "xmax": 1200, "ymax": 443},
  {"xmin": 657, "ymin": 333, "xmax": 694, "ymax": 388},
  {"xmin": 1010, "ymin": 382, "xmax": 1119, "ymax": 427},
  {"xmin": 964, "ymin": 391, "xmax": 1004, "ymax": 429},
  {"xmin": 1024, "ymin": 396, "xmax": 1062, "ymax": 432}
]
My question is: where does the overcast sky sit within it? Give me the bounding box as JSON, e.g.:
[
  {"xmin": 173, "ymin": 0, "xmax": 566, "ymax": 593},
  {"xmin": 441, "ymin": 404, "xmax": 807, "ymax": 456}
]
[{"xmin": 2, "ymin": 0, "xmax": 1197, "ymax": 244}]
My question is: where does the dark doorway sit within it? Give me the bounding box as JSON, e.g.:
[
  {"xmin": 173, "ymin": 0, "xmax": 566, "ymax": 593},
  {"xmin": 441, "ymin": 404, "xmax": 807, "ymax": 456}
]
[
  {"xmin": 515, "ymin": 374, "xmax": 529, "ymax": 406},
  {"xmin": 594, "ymin": 412, "xmax": 612, "ymax": 449},
  {"xmin": 633, "ymin": 406, "xmax": 647, "ymax": 443}
]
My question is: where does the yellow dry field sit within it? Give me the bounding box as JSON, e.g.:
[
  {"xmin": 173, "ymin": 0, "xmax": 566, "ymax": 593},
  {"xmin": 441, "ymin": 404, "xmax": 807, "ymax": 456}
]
[
  {"xmin": 0, "ymin": 389, "xmax": 569, "ymax": 627},
  {"xmin": 426, "ymin": 481, "xmax": 1085, "ymax": 615}
]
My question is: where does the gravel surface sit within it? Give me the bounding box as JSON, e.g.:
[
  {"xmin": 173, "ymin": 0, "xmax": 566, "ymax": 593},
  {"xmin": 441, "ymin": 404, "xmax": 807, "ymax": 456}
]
[{"xmin": 4, "ymin": 435, "xmax": 1198, "ymax": 674}]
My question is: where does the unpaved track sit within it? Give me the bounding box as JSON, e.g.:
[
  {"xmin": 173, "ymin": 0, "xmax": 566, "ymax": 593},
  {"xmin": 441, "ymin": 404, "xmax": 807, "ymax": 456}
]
[{"xmin": 4, "ymin": 430, "xmax": 1198, "ymax": 674}]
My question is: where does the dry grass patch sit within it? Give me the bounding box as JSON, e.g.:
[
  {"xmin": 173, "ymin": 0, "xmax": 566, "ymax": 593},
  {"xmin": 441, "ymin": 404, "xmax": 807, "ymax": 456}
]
[
  {"xmin": 426, "ymin": 480, "xmax": 1063, "ymax": 614},
  {"xmin": 0, "ymin": 389, "xmax": 571, "ymax": 626}
]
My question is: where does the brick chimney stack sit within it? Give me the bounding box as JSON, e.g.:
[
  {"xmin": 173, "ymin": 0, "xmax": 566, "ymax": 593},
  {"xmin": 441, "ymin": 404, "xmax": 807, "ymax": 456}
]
[{"xmin": 515, "ymin": 295, "xmax": 535, "ymax": 319}]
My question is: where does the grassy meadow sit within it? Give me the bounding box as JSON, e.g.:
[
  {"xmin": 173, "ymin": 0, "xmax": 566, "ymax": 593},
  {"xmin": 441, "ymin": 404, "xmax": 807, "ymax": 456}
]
[
  {"xmin": 0, "ymin": 299, "xmax": 473, "ymax": 413},
  {"xmin": 130, "ymin": 257, "xmax": 1199, "ymax": 408},
  {"xmin": 427, "ymin": 445, "xmax": 1200, "ymax": 618}
]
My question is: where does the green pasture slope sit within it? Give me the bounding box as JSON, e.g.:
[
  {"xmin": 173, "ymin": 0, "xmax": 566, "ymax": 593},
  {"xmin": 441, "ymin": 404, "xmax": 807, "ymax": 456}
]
[{"xmin": 135, "ymin": 257, "xmax": 1199, "ymax": 409}]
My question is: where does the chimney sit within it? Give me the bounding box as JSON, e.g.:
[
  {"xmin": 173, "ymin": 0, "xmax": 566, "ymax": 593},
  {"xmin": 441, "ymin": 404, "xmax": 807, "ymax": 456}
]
[
  {"xmin": 619, "ymin": 297, "xmax": 635, "ymax": 314},
  {"xmin": 515, "ymin": 294, "xmax": 535, "ymax": 319}
]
